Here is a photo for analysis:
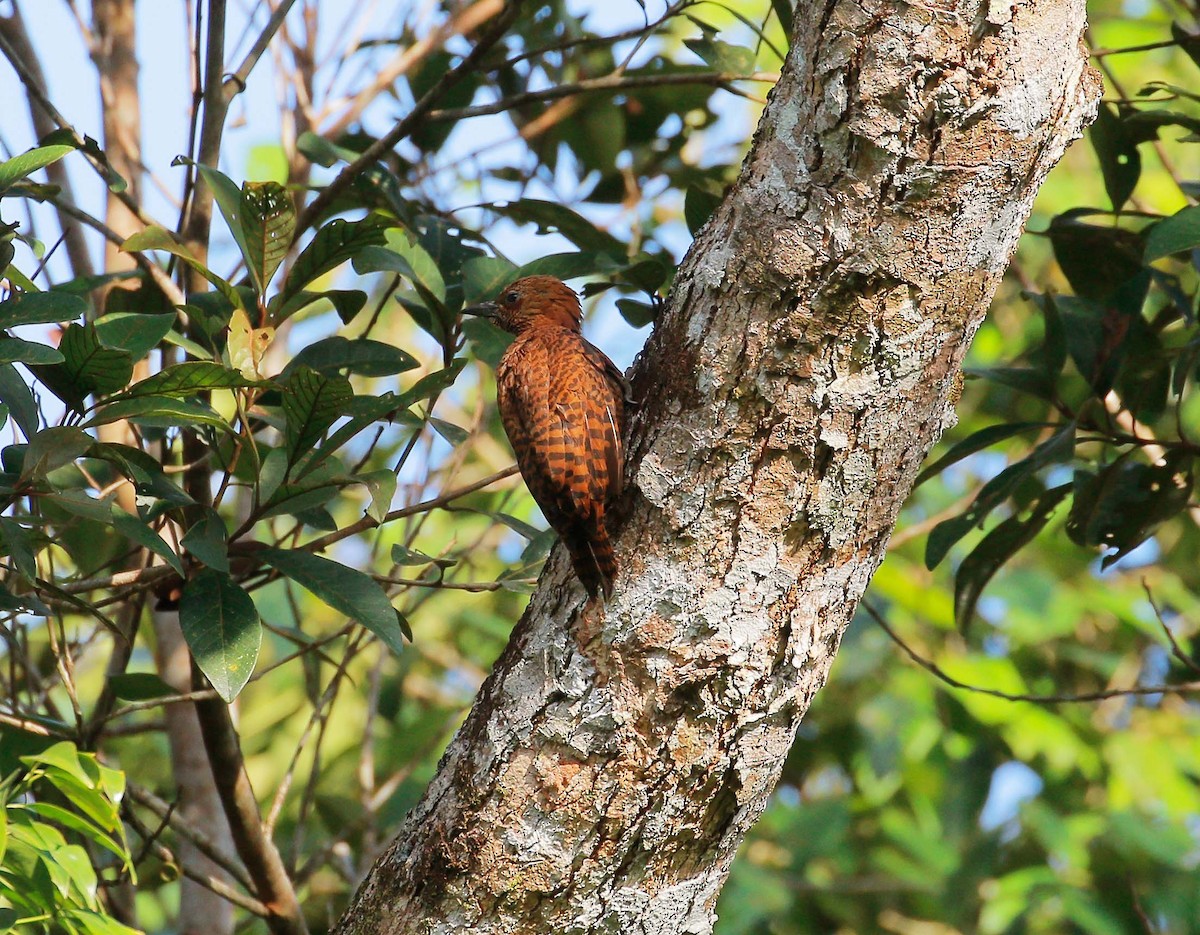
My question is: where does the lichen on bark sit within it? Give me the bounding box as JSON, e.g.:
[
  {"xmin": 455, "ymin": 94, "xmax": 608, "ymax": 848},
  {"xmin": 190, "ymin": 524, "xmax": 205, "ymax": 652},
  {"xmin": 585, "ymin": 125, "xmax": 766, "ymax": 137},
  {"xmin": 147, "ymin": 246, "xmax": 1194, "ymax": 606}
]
[{"xmin": 334, "ymin": 3, "xmax": 1101, "ymax": 933}]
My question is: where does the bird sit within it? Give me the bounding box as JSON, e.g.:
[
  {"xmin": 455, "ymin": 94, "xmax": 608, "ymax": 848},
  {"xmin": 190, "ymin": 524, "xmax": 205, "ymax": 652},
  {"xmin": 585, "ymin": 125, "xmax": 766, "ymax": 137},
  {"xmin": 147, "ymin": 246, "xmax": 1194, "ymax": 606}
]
[{"xmin": 463, "ymin": 275, "xmax": 632, "ymax": 600}]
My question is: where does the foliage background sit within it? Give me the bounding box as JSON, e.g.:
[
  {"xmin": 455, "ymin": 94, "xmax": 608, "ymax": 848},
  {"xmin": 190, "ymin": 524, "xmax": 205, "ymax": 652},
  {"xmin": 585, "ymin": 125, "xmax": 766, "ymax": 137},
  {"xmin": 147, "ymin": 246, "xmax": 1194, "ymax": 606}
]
[{"xmin": 0, "ymin": 1, "xmax": 1196, "ymax": 933}]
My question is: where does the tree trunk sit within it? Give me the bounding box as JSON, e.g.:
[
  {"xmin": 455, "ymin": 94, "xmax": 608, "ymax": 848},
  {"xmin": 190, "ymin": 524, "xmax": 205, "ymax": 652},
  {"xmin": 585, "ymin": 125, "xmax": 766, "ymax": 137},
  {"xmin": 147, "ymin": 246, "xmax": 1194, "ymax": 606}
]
[{"xmin": 335, "ymin": 2, "xmax": 1099, "ymax": 932}]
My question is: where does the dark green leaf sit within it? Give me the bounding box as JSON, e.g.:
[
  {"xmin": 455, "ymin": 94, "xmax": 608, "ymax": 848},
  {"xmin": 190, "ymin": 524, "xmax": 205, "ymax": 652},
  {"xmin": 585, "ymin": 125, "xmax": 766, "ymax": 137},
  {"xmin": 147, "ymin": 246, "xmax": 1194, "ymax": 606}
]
[
  {"xmin": 925, "ymin": 424, "xmax": 1076, "ymax": 569},
  {"xmin": 1066, "ymin": 455, "xmax": 1194, "ymax": 567},
  {"xmin": 108, "ymin": 673, "xmax": 177, "ymax": 702},
  {"xmin": 21, "ymin": 427, "xmax": 91, "ymax": 480},
  {"xmin": 1089, "ymin": 103, "xmax": 1141, "ymax": 211},
  {"xmin": 121, "ymin": 225, "xmax": 244, "ymax": 310},
  {"xmin": 356, "ymin": 470, "xmax": 396, "ymax": 524},
  {"xmin": 37, "ymin": 323, "xmax": 133, "ymax": 409},
  {"xmin": 954, "ymin": 485, "xmax": 1071, "ymax": 631},
  {"xmin": 179, "ymin": 570, "xmax": 261, "ymax": 703},
  {"xmin": 83, "ymin": 395, "xmax": 229, "ymax": 431},
  {"xmin": 390, "ymin": 544, "xmax": 455, "ymax": 567},
  {"xmin": 282, "ymin": 366, "xmax": 354, "ymax": 461},
  {"xmin": 278, "ymin": 215, "xmax": 393, "ymax": 311},
  {"xmin": 0, "ymin": 290, "xmax": 87, "ymax": 329},
  {"xmin": 1047, "ymin": 214, "xmax": 1144, "ymax": 301},
  {"xmin": 915, "ymin": 422, "xmax": 1049, "ymax": 487},
  {"xmin": 240, "ymin": 181, "xmax": 295, "ymax": 295},
  {"xmin": 118, "ymin": 361, "xmax": 262, "ymax": 399},
  {"xmin": 0, "ymin": 364, "xmax": 38, "ymax": 437},
  {"xmin": 274, "ymin": 288, "xmax": 369, "ymax": 324},
  {"xmin": 259, "ymin": 547, "xmax": 406, "ymax": 654},
  {"xmin": 181, "ymin": 509, "xmax": 229, "ymax": 573},
  {"xmin": 965, "ymin": 366, "xmax": 1056, "ymax": 401},
  {"xmin": 1144, "ymin": 204, "xmax": 1200, "ymax": 262},
  {"xmin": 1171, "ymin": 21, "xmax": 1200, "ymax": 72},
  {"xmin": 615, "ymin": 298, "xmax": 657, "ymax": 328},
  {"xmin": 397, "ymin": 358, "xmax": 467, "ymax": 406},
  {"xmin": 487, "ymin": 200, "xmax": 625, "ymax": 258},
  {"xmin": 94, "ymin": 312, "xmax": 175, "ymax": 359},
  {"xmin": 684, "ymin": 36, "xmax": 756, "ymax": 75},
  {"xmin": 0, "ymin": 518, "xmax": 37, "ymax": 579},
  {"xmin": 282, "ymin": 336, "xmax": 418, "ymax": 378},
  {"xmin": 112, "ymin": 509, "xmax": 184, "ymax": 576},
  {"xmin": 0, "ymin": 338, "xmax": 63, "ymax": 366},
  {"xmin": 770, "ymin": 0, "xmax": 794, "ymax": 42},
  {"xmin": 430, "ymin": 418, "xmax": 469, "ymax": 445}
]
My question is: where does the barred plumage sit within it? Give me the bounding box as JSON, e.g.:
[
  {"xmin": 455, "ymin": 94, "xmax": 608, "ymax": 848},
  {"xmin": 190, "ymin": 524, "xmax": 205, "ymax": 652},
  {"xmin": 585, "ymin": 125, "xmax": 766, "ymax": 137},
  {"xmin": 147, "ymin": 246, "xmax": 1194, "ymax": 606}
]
[{"xmin": 464, "ymin": 276, "xmax": 630, "ymax": 600}]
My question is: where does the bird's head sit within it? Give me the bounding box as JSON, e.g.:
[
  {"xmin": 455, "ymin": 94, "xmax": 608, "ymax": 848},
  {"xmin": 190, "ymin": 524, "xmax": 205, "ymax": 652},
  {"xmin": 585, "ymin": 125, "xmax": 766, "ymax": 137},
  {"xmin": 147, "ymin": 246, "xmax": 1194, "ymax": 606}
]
[{"xmin": 462, "ymin": 275, "xmax": 583, "ymax": 335}]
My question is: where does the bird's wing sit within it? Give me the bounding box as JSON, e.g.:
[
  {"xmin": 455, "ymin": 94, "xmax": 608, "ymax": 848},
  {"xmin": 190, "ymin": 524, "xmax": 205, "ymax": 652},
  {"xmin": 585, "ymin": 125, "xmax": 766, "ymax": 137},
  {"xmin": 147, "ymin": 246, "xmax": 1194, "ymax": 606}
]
[
  {"xmin": 496, "ymin": 338, "xmax": 585, "ymax": 529},
  {"xmin": 578, "ymin": 339, "xmax": 627, "ymax": 500}
]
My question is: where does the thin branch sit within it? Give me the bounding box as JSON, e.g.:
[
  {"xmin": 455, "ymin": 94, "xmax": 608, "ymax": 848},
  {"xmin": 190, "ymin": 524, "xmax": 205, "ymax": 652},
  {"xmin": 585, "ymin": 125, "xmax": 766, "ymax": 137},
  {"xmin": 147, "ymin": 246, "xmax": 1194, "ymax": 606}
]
[
  {"xmin": 1142, "ymin": 579, "xmax": 1200, "ymax": 675},
  {"xmin": 127, "ymin": 782, "xmax": 256, "ymax": 893},
  {"xmin": 423, "ymin": 70, "xmax": 779, "ymax": 124},
  {"xmin": 303, "ymin": 465, "xmax": 519, "ymax": 554},
  {"xmin": 296, "ymin": 0, "xmax": 523, "ymax": 232},
  {"xmin": 224, "ymin": 0, "xmax": 301, "ymax": 100},
  {"xmin": 863, "ymin": 599, "xmax": 1200, "ymax": 703}
]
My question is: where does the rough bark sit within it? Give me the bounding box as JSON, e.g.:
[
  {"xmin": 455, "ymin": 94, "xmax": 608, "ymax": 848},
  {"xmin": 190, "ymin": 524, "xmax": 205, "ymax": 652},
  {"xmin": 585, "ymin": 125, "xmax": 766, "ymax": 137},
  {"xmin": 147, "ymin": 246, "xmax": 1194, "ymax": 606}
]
[{"xmin": 336, "ymin": 2, "xmax": 1099, "ymax": 933}]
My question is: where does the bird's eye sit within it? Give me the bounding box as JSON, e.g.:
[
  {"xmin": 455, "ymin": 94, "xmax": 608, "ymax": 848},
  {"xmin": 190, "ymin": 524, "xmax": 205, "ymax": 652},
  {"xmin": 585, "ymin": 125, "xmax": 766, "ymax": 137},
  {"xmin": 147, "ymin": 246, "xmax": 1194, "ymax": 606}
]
[{"xmin": 504, "ymin": 291, "xmax": 519, "ymax": 304}]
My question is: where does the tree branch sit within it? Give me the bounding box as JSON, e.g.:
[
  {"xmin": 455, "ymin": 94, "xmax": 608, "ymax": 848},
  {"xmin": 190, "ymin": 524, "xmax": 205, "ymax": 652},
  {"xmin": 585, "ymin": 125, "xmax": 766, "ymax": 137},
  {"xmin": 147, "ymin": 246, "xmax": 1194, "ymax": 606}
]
[{"xmin": 296, "ymin": 0, "xmax": 522, "ymax": 233}]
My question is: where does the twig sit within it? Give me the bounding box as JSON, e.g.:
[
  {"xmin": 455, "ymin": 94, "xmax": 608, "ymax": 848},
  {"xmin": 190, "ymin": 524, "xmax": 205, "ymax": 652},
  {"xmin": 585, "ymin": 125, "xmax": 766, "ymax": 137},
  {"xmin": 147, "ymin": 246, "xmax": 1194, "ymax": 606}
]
[
  {"xmin": 224, "ymin": 0, "xmax": 301, "ymax": 99},
  {"xmin": 126, "ymin": 782, "xmax": 256, "ymax": 893},
  {"xmin": 1142, "ymin": 579, "xmax": 1200, "ymax": 675},
  {"xmin": 296, "ymin": 0, "xmax": 523, "ymax": 233},
  {"xmin": 303, "ymin": 465, "xmax": 519, "ymax": 554},
  {"xmin": 863, "ymin": 599, "xmax": 1200, "ymax": 703},
  {"xmin": 423, "ymin": 70, "xmax": 778, "ymax": 124}
]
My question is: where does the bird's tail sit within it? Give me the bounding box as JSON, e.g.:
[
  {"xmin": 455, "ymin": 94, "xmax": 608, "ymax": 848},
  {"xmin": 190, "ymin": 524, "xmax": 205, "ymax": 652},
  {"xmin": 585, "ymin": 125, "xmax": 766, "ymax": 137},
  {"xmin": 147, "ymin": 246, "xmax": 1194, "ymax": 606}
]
[{"xmin": 564, "ymin": 520, "xmax": 617, "ymax": 601}]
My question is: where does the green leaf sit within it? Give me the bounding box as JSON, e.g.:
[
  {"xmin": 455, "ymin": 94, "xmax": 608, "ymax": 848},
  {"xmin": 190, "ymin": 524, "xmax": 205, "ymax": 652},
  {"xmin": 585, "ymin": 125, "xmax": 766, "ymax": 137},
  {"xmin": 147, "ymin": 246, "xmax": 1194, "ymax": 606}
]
[
  {"xmin": 0, "ymin": 290, "xmax": 87, "ymax": 329},
  {"xmin": 1144, "ymin": 204, "xmax": 1200, "ymax": 261},
  {"xmin": 486, "ymin": 200, "xmax": 626, "ymax": 258},
  {"xmin": 397, "ymin": 358, "xmax": 467, "ymax": 407},
  {"xmin": 0, "ymin": 517, "xmax": 37, "ymax": 579},
  {"xmin": 117, "ymin": 361, "xmax": 262, "ymax": 399},
  {"xmin": 391, "ymin": 544, "xmax": 455, "ymax": 567},
  {"xmin": 684, "ymin": 36, "xmax": 757, "ymax": 75},
  {"xmin": 1066, "ymin": 455, "xmax": 1194, "ymax": 567},
  {"xmin": 281, "ymin": 336, "xmax": 419, "ymax": 378},
  {"xmin": 354, "ymin": 229, "xmax": 447, "ymax": 304},
  {"xmin": 93, "ymin": 312, "xmax": 175, "ymax": 359},
  {"xmin": 274, "ymin": 288, "xmax": 369, "ymax": 324},
  {"xmin": 37, "ymin": 323, "xmax": 133, "ymax": 409},
  {"xmin": 770, "ymin": 0, "xmax": 794, "ymax": 42},
  {"xmin": 0, "ymin": 144, "xmax": 75, "ymax": 190},
  {"xmin": 282, "ymin": 366, "xmax": 354, "ymax": 461},
  {"xmin": 915, "ymin": 422, "xmax": 1050, "ymax": 487},
  {"xmin": 954, "ymin": 485, "xmax": 1071, "ymax": 631},
  {"xmin": 112, "ymin": 509, "xmax": 184, "ymax": 576},
  {"xmin": 302, "ymin": 393, "xmax": 417, "ymax": 472},
  {"xmin": 83, "ymin": 395, "xmax": 229, "ymax": 431},
  {"xmin": 239, "ymin": 180, "xmax": 296, "ymax": 295},
  {"xmin": 964, "ymin": 365, "xmax": 1056, "ymax": 401},
  {"xmin": 357, "ymin": 470, "xmax": 396, "ymax": 524},
  {"xmin": 925, "ymin": 424, "xmax": 1076, "ymax": 569},
  {"xmin": 278, "ymin": 214, "xmax": 393, "ymax": 312},
  {"xmin": 21, "ymin": 427, "xmax": 91, "ymax": 480},
  {"xmin": 0, "ymin": 363, "xmax": 38, "ymax": 437},
  {"xmin": 180, "ymin": 508, "xmax": 229, "ymax": 572},
  {"xmin": 1089, "ymin": 103, "xmax": 1141, "ymax": 211},
  {"xmin": 121, "ymin": 225, "xmax": 244, "ymax": 310},
  {"xmin": 462, "ymin": 256, "xmax": 518, "ymax": 305},
  {"xmin": 615, "ymin": 298, "xmax": 657, "ymax": 328},
  {"xmin": 108, "ymin": 672, "xmax": 177, "ymax": 701},
  {"xmin": 429, "ymin": 417, "xmax": 469, "ymax": 446},
  {"xmin": 259, "ymin": 547, "xmax": 406, "ymax": 654},
  {"xmin": 179, "ymin": 570, "xmax": 261, "ymax": 703},
  {"xmin": 0, "ymin": 337, "xmax": 63, "ymax": 366}
]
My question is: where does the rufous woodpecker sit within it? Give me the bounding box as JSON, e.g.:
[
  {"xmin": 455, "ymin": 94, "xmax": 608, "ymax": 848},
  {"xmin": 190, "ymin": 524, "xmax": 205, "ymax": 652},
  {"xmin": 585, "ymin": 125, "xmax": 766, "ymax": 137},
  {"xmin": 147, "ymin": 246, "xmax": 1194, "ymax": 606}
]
[{"xmin": 463, "ymin": 275, "xmax": 632, "ymax": 600}]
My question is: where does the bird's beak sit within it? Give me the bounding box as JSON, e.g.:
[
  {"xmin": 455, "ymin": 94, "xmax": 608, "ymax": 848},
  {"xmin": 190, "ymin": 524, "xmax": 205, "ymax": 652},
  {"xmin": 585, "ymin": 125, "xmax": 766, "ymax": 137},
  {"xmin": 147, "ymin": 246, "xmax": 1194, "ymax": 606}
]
[{"xmin": 461, "ymin": 300, "xmax": 498, "ymax": 319}]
